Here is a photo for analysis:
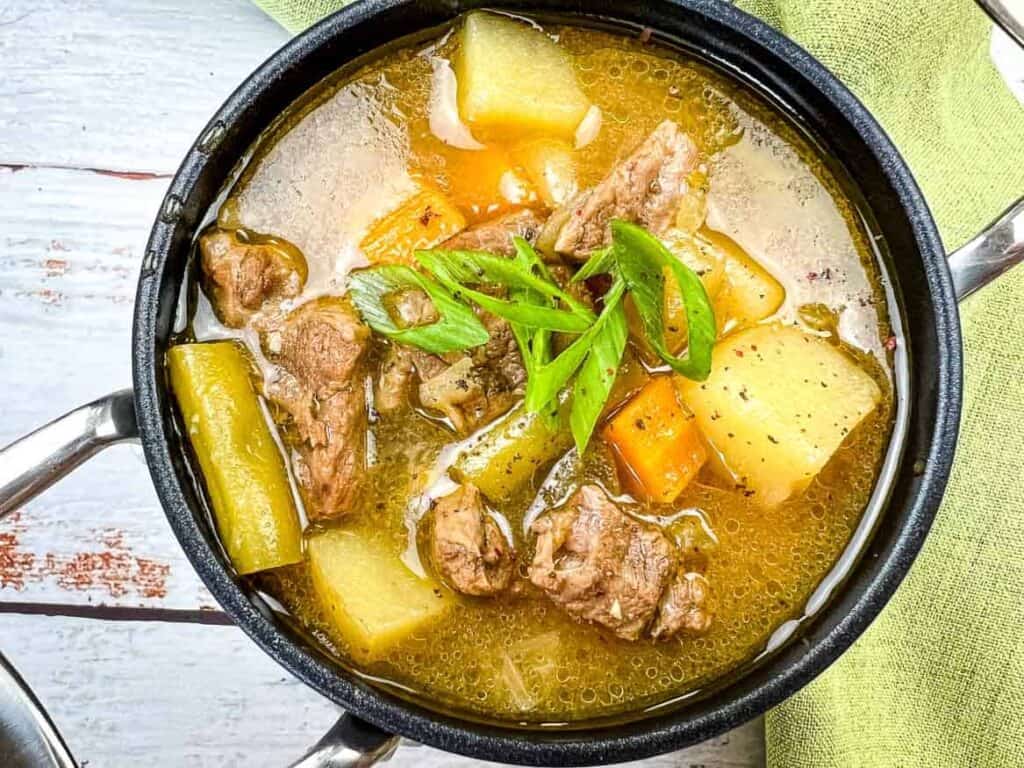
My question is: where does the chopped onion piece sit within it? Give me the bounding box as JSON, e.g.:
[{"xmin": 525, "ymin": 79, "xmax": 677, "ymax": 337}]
[
  {"xmin": 428, "ymin": 57, "xmax": 485, "ymax": 151},
  {"xmin": 499, "ymin": 169, "xmax": 534, "ymax": 204},
  {"xmin": 574, "ymin": 105, "xmax": 602, "ymax": 149}
]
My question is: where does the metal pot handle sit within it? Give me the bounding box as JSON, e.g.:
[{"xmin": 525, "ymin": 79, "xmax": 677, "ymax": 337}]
[
  {"xmin": 0, "ymin": 651, "xmax": 76, "ymax": 768},
  {"xmin": 948, "ymin": 196, "xmax": 1024, "ymax": 301},
  {"xmin": 0, "ymin": 389, "xmax": 139, "ymax": 519},
  {"xmin": 287, "ymin": 714, "xmax": 401, "ymax": 768},
  {"xmin": 0, "ymin": 392, "xmax": 402, "ymax": 767}
]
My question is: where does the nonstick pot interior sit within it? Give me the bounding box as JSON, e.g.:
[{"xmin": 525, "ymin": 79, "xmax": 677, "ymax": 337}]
[{"xmin": 132, "ymin": 0, "xmax": 961, "ymax": 763}]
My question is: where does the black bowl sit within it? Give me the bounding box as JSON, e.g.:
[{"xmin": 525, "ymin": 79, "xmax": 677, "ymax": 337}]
[{"xmin": 132, "ymin": 0, "xmax": 960, "ymax": 763}]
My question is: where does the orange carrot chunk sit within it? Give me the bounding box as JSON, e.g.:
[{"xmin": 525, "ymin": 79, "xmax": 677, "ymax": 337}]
[
  {"xmin": 602, "ymin": 376, "xmax": 707, "ymax": 503},
  {"xmin": 360, "ymin": 187, "xmax": 466, "ymax": 265}
]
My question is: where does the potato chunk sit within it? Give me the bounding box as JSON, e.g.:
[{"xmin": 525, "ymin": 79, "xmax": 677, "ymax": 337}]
[
  {"xmin": 456, "ymin": 12, "xmax": 590, "ymax": 139},
  {"xmin": 679, "ymin": 324, "xmax": 882, "ymax": 506},
  {"xmin": 308, "ymin": 529, "xmax": 451, "ymax": 661},
  {"xmin": 359, "ymin": 187, "xmax": 466, "ymax": 265},
  {"xmin": 702, "ymin": 229, "xmax": 785, "ymax": 331}
]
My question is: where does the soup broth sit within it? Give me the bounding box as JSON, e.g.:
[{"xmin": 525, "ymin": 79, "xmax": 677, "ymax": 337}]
[{"xmin": 174, "ymin": 14, "xmax": 895, "ymax": 724}]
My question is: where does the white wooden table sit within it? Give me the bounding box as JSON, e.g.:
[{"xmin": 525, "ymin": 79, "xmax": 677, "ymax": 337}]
[{"xmin": 0, "ymin": 1, "xmax": 766, "ymax": 765}]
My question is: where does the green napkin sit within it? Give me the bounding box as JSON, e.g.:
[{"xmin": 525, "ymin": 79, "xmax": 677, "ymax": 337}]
[
  {"xmin": 736, "ymin": 3, "xmax": 1024, "ymax": 767},
  {"xmin": 254, "ymin": 1, "xmax": 1024, "ymax": 765}
]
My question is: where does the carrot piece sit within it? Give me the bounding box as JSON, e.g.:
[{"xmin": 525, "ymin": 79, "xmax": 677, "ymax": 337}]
[
  {"xmin": 440, "ymin": 145, "xmax": 538, "ymax": 218},
  {"xmin": 601, "ymin": 376, "xmax": 708, "ymax": 503},
  {"xmin": 359, "ymin": 187, "xmax": 467, "ymax": 265}
]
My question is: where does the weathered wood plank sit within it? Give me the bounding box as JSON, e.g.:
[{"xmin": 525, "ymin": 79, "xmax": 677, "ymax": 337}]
[
  {"xmin": 0, "ymin": 165, "xmax": 212, "ymax": 610},
  {"xmin": 0, "ymin": 0, "xmax": 288, "ymax": 173},
  {"xmin": 4, "ymin": 613, "xmax": 764, "ymax": 768}
]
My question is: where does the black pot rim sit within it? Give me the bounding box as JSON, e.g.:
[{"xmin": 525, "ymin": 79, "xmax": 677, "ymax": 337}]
[{"xmin": 132, "ymin": 0, "xmax": 962, "ymax": 763}]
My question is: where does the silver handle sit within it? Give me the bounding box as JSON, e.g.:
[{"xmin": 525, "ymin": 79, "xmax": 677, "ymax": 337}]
[
  {"xmin": 0, "ymin": 652, "xmax": 77, "ymax": 768},
  {"xmin": 948, "ymin": 197, "xmax": 1024, "ymax": 301},
  {"xmin": 0, "ymin": 389, "xmax": 138, "ymax": 519},
  {"xmin": 287, "ymin": 713, "xmax": 400, "ymax": 768},
  {"xmin": 976, "ymin": 0, "xmax": 1024, "ymax": 49},
  {"xmin": 0, "ymin": 388, "xmax": 400, "ymax": 767}
]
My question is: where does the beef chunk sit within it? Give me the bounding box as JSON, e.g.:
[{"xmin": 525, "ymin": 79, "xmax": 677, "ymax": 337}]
[
  {"xmin": 429, "ymin": 483, "xmax": 514, "ymax": 596},
  {"xmin": 199, "ymin": 229, "xmax": 306, "ymax": 327},
  {"xmin": 440, "ymin": 208, "xmax": 545, "ymax": 256},
  {"xmin": 547, "ymin": 263, "xmax": 595, "ymax": 311},
  {"xmin": 528, "ymin": 484, "xmax": 675, "ymax": 640},
  {"xmin": 265, "ymin": 298, "xmax": 370, "ymax": 520},
  {"xmin": 388, "ymin": 288, "xmax": 439, "ymax": 328},
  {"xmin": 416, "ymin": 313, "xmax": 523, "ymax": 432},
  {"xmin": 375, "ymin": 209, "xmax": 537, "ymax": 427},
  {"xmin": 419, "ymin": 357, "xmax": 485, "ymax": 430},
  {"xmin": 417, "ymin": 357, "xmax": 515, "ymax": 434},
  {"xmin": 650, "ymin": 571, "xmax": 713, "ymax": 639},
  {"xmin": 375, "ymin": 344, "xmax": 447, "ymax": 413},
  {"xmin": 374, "ymin": 299, "xmax": 525, "ymax": 432},
  {"xmin": 472, "ymin": 311, "xmax": 527, "ymax": 392},
  {"xmin": 650, "ymin": 519, "xmax": 714, "ymax": 638},
  {"xmin": 553, "ymin": 121, "xmax": 699, "ymax": 259},
  {"xmin": 376, "ymin": 339, "xmax": 520, "ymax": 433}
]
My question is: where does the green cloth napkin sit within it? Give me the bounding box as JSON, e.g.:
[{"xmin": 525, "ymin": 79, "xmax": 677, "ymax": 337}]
[{"xmin": 254, "ymin": 0, "xmax": 1024, "ymax": 764}]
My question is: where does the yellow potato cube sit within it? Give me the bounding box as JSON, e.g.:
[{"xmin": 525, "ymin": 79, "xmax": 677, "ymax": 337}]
[
  {"xmin": 308, "ymin": 529, "xmax": 451, "ymax": 661},
  {"xmin": 679, "ymin": 324, "xmax": 882, "ymax": 507},
  {"xmin": 360, "ymin": 187, "xmax": 466, "ymax": 265},
  {"xmin": 702, "ymin": 229, "xmax": 785, "ymax": 331},
  {"xmin": 456, "ymin": 12, "xmax": 590, "ymax": 139}
]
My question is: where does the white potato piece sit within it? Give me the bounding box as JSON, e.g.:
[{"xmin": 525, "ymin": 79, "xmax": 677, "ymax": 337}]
[
  {"xmin": 679, "ymin": 324, "xmax": 882, "ymax": 507},
  {"xmin": 308, "ymin": 529, "xmax": 451, "ymax": 661},
  {"xmin": 702, "ymin": 229, "xmax": 785, "ymax": 331},
  {"xmin": 456, "ymin": 12, "xmax": 590, "ymax": 139}
]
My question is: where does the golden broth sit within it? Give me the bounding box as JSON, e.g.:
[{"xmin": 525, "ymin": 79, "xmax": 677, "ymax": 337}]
[{"xmin": 184, "ymin": 19, "xmax": 896, "ymax": 723}]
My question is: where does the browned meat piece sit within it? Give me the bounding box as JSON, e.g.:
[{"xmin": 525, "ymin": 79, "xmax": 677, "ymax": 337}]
[
  {"xmin": 265, "ymin": 297, "xmax": 370, "ymax": 520},
  {"xmin": 374, "ymin": 301, "xmax": 525, "ymax": 432},
  {"xmin": 472, "ymin": 312, "xmax": 527, "ymax": 392},
  {"xmin": 375, "ymin": 207, "xmax": 537, "ymax": 425},
  {"xmin": 547, "ymin": 263, "xmax": 595, "ymax": 311},
  {"xmin": 440, "ymin": 208, "xmax": 545, "ymax": 256},
  {"xmin": 528, "ymin": 484, "xmax": 675, "ymax": 640},
  {"xmin": 387, "ymin": 288, "xmax": 439, "ymax": 328},
  {"xmin": 553, "ymin": 121, "xmax": 699, "ymax": 259},
  {"xmin": 650, "ymin": 571, "xmax": 713, "ymax": 639},
  {"xmin": 419, "ymin": 357, "xmax": 484, "ymax": 429},
  {"xmin": 649, "ymin": 516, "xmax": 715, "ymax": 638},
  {"xmin": 418, "ymin": 356, "xmax": 519, "ymax": 434},
  {"xmin": 429, "ymin": 484, "xmax": 514, "ymax": 596},
  {"xmin": 199, "ymin": 229, "xmax": 306, "ymax": 327},
  {"xmin": 416, "ymin": 313, "xmax": 524, "ymax": 431},
  {"xmin": 375, "ymin": 344, "xmax": 448, "ymax": 414}
]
